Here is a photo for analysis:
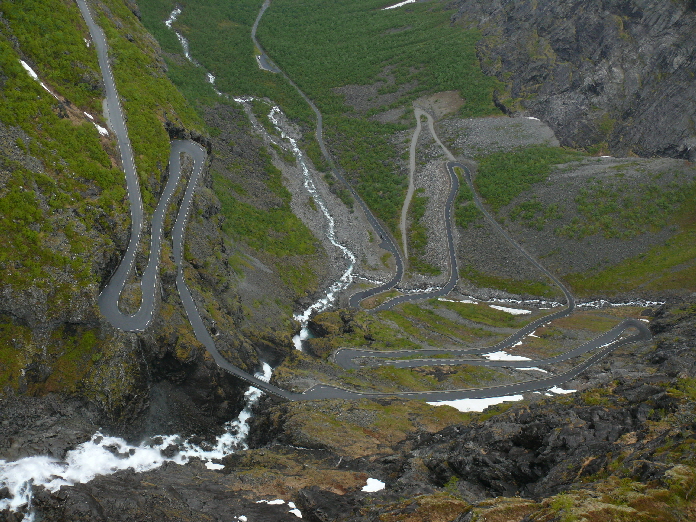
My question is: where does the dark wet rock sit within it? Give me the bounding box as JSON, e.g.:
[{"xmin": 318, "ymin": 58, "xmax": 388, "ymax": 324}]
[
  {"xmin": 0, "ymin": 394, "xmax": 99, "ymax": 461},
  {"xmin": 296, "ymin": 487, "xmax": 359, "ymax": 522},
  {"xmin": 160, "ymin": 444, "xmax": 179, "ymax": 459}
]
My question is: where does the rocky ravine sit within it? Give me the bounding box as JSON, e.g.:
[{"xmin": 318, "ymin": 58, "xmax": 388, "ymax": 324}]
[
  {"xmin": 452, "ymin": 0, "xmax": 696, "ymax": 160},
  {"xmin": 15, "ymin": 298, "xmax": 696, "ymax": 521},
  {"xmin": 0, "ymin": 0, "xmax": 294, "ymax": 442}
]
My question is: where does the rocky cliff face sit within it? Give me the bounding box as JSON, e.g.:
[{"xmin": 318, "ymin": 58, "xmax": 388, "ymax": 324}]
[
  {"xmin": 21, "ymin": 299, "xmax": 696, "ymax": 521},
  {"xmin": 451, "ymin": 0, "xmax": 696, "ymax": 159},
  {"xmin": 0, "ymin": 0, "xmax": 265, "ymax": 436},
  {"xmin": 268, "ymin": 299, "xmax": 696, "ymax": 521}
]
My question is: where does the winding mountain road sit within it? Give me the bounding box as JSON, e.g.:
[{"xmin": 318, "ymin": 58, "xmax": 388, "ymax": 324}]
[
  {"xmin": 83, "ymin": 0, "xmax": 652, "ymax": 403},
  {"xmin": 399, "ymin": 107, "xmax": 455, "ymax": 260},
  {"xmin": 79, "ymin": 0, "xmax": 302, "ymax": 400},
  {"xmin": 250, "ymin": 2, "xmax": 405, "ymax": 309},
  {"xmin": 302, "ymin": 320, "xmax": 650, "ymax": 401},
  {"xmin": 78, "ymin": 0, "xmax": 149, "ymax": 331},
  {"xmin": 236, "ymin": 3, "xmax": 652, "ymax": 401},
  {"xmin": 373, "ymin": 109, "xmax": 462, "ymax": 312}
]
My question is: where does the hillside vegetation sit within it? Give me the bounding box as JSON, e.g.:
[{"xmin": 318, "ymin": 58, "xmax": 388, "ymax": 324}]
[
  {"xmin": 0, "ymin": 0, "xmax": 244, "ymax": 418},
  {"xmin": 140, "ymin": 0, "xmax": 501, "ymax": 235},
  {"xmin": 258, "ymin": 0, "xmax": 501, "ymax": 231}
]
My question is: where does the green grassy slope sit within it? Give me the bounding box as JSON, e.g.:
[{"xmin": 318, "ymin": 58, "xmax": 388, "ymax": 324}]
[
  {"xmin": 257, "ymin": 0, "xmax": 501, "ymax": 231},
  {"xmin": 0, "ymin": 0, "xmax": 203, "ymax": 396}
]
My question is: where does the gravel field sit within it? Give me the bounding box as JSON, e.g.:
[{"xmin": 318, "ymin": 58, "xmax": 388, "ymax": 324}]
[
  {"xmin": 236, "ymin": 99, "xmax": 398, "ymax": 309},
  {"xmin": 500, "ymin": 156, "xmax": 696, "ymax": 278},
  {"xmin": 437, "ymin": 115, "xmax": 560, "ymax": 157}
]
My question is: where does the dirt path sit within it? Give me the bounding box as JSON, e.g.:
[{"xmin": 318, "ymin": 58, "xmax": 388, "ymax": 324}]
[{"xmin": 399, "ymin": 107, "xmax": 456, "ymax": 261}]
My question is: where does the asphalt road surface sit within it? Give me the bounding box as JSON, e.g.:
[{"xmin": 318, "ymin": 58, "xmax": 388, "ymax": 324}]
[{"xmin": 84, "ymin": 0, "xmax": 652, "ymax": 402}]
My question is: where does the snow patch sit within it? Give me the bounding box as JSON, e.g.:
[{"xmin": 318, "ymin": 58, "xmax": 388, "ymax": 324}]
[
  {"xmin": 548, "ymin": 386, "xmax": 576, "ymax": 394},
  {"xmin": 19, "ymin": 60, "xmax": 58, "ymax": 99},
  {"xmin": 383, "ymin": 0, "xmax": 417, "ymax": 9},
  {"xmin": 438, "ymin": 298, "xmax": 478, "ymax": 304},
  {"xmin": 429, "ymin": 395, "xmax": 524, "ymax": 412},
  {"xmin": 489, "ymin": 304, "xmax": 531, "ymax": 315},
  {"xmin": 256, "ymin": 499, "xmax": 303, "ymax": 518},
  {"xmin": 288, "ymin": 502, "xmax": 302, "ymax": 518},
  {"xmin": 482, "ymin": 351, "xmax": 531, "ymax": 361},
  {"xmin": 94, "ymin": 124, "xmax": 109, "ymax": 136},
  {"xmin": 518, "ymin": 367, "xmax": 548, "ymax": 373},
  {"xmin": 362, "ymin": 478, "xmax": 386, "ymax": 492},
  {"xmin": 19, "ymin": 60, "xmax": 39, "ymax": 81}
]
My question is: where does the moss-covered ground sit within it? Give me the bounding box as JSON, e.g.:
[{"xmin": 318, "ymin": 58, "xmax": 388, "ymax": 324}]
[{"xmin": 276, "ymin": 303, "xmax": 647, "ymax": 395}]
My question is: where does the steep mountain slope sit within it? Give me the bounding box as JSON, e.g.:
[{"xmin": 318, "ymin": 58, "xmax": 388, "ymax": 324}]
[
  {"xmin": 451, "ymin": 0, "xmax": 696, "ymax": 159},
  {"xmin": 0, "ymin": 0, "xmax": 308, "ymax": 434},
  {"xmin": 1, "ymin": 0, "xmax": 696, "ymax": 520},
  {"xmin": 21, "ymin": 299, "xmax": 696, "ymax": 521}
]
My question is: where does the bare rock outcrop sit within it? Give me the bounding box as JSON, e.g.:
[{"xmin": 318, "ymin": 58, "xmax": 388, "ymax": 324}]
[{"xmin": 452, "ymin": 0, "xmax": 696, "ymax": 159}]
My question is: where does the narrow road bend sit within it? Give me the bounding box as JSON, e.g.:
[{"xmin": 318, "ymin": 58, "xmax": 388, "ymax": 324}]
[{"xmin": 82, "ymin": 0, "xmax": 653, "ymax": 402}]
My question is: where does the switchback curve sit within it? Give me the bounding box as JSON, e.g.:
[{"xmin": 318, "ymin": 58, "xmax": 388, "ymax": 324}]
[{"xmin": 83, "ymin": 0, "xmax": 652, "ymax": 403}]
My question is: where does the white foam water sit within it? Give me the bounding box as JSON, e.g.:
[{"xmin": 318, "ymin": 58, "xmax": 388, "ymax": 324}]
[
  {"xmin": 0, "ymin": 364, "xmax": 273, "ymax": 520},
  {"xmin": 264, "ymin": 105, "xmax": 356, "ymax": 348},
  {"xmin": 164, "ymin": 7, "xmax": 198, "ymax": 65},
  {"xmin": 164, "ymin": 8, "xmax": 224, "ymax": 97},
  {"xmin": 231, "ymin": 97, "xmax": 356, "ymax": 350},
  {"xmin": 292, "ymin": 327, "xmax": 311, "ymax": 352},
  {"xmin": 578, "ymin": 299, "xmax": 664, "ymax": 309}
]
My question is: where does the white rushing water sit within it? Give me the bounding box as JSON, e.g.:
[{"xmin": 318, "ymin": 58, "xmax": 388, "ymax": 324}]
[
  {"xmin": 262, "ymin": 105, "xmax": 357, "ymax": 350},
  {"xmin": 382, "ymin": 0, "xmax": 417, "ymax": 9},
  {"xmin": 164, "ymin": 7, "xmax": 198, "ymax": 65},
  {"xmin": 164, "ymin": 10, "xmax": 223, "ymax": 97},
  {"xmin": 0, "ymin": 364, "xmax": 273, "ymax": 520}
]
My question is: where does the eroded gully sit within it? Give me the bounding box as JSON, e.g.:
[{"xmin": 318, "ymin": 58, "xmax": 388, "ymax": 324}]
[{"xmin": 95, "ymin": 0, "xmax": 651, "ymax": 403}]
